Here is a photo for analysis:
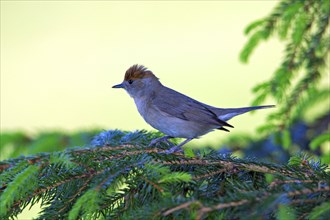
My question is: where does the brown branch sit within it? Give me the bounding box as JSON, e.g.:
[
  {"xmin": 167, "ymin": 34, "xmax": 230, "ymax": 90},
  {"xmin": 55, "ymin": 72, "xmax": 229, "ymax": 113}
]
[
  {"xmin": 162, "ymin": 159, "xmax": 295, "ymax": 177},
  {"xmin": 163, "ymin": 199, "xmax": 249, "ymax": 220},
  {"xmin": 162, "ymin": 186, "xmax": 330, "ymax": 219},
  {"xmin": 163, "ymin": 201, "xmax": 201, "ymax": 216},
  {"xmin": 287, "ymin": 186, "xmax": 330, "ymax": 197},
  {"xmin": 269, "ymin": 179, "xmax": 316, "ymax": 188},
  {"xmin": 0, "ymin": 164, "xmax": 11, "ymax": 171},
  {"xmin": 73, "ymin": 144, "xmax": 139, "ymax": 154},
  {"xmin": 290, "ymin": 198, "xmax": 319, "ymax": 205},
  {"xmin": 192, "ymin": 168, "xmax": 228, "ymax": 180},
  {"xmin": 196, "ymin": 199, "xmax": 249, "ymax": 220},
  {"xmin": 94, "ymin": 148, "xmax": 166, "ymax": 162},
  {"xmin": 142, "ymin": 177, "xmax": 164, "ymax": 193}
]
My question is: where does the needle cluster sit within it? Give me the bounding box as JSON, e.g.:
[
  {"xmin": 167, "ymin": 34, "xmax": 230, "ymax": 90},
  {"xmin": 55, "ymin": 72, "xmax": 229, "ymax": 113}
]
[
  {"xmin": 240, "ymin": 0, "xmax": 330, "ymax": 148},
  {"xmin": 0, "ymin": 130, "xmax": 329, "ymax": 220}
]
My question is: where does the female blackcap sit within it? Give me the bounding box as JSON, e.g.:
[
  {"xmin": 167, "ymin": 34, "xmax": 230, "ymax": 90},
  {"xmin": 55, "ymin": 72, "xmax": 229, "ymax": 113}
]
[{"xmin": 113, "ymin": 64, "xmax": 274, "ymax": 153}]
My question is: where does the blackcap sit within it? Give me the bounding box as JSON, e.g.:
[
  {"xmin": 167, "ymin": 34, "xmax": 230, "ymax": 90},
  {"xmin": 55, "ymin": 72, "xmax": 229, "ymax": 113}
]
[{"xmin": 113, "ymin": 64, "xmax": 274, "ymax": 153}]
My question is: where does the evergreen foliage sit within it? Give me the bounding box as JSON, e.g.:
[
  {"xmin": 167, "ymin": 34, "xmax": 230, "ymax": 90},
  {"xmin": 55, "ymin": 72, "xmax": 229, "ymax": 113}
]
[
  {"xmin": 0, "ymin": 130, "xmax": 329, "ymax": 219},
  {"xmin": 1, "ymin": 0, "xmax": 329, "ymax": 219},
  {"xmin": 219, "ymin": 115, "xmax": 330, "ymax": 165},
  {"xmin": 0, "ymin": 130, "xmax": 100, "ymax": 160},
  {"xmin": 240, "ymin": 0, "xmax": 330, "ymax": 146}
]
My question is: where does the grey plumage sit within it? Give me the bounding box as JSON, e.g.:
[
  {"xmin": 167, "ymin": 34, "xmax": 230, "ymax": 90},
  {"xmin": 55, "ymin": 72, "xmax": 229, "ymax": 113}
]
[
  {"xmin": 151, "ymin": 86, "xmax": 234, "ymax": 129},
  {"xmin": 215, "ymin": 106, "xmax": 275, "ymax": 121},
  {"xmin": 113, "ymin": 64, "xmax": 274, "ymax": 153},
  {"xmin": 150, "ymin": 85, "xmax": 274, "ymax": 137}
]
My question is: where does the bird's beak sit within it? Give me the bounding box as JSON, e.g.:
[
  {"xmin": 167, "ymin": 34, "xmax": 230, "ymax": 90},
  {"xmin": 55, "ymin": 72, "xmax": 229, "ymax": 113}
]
[{"xmin": 112, "ymin": 83, "xmax": 124, "ymax": 89}]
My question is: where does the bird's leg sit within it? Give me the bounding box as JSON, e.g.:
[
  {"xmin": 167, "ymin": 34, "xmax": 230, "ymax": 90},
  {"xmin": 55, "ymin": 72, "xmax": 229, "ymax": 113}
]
[
  {"xmin": 148, "ymin": 135, "xmax": 174, "ymax": 147},
  {"xmin": 165, "ymin": 138, "xmax": 193, "ymax": 154}
]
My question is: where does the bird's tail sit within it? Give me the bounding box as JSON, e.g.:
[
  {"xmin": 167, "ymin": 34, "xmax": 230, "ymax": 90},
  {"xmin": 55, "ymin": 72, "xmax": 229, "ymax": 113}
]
[{"xmin": 216, "ymin": 105, "xmax": 275, "ymax": 121}]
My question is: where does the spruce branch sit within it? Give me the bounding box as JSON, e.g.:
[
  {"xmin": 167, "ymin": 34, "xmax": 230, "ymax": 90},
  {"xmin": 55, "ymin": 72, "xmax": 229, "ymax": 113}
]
[
  {"xmin": 0, "ymin": 130, "xmax": 329, "ymax": 219},
  {"xmin": 240, "ymin": 0, "xmax": 330, "ymax": 145}
]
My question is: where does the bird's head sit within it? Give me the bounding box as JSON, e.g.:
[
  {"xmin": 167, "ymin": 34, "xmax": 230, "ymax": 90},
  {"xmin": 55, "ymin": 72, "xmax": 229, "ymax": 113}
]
[{"xmin": 112, "ymin": 64, "xmax": 160, "ymax": 98}]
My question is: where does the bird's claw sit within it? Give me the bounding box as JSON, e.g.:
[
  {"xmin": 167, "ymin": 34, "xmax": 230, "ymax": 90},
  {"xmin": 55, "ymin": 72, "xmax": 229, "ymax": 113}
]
[
  {"xmin": 148, "ymin": 136, "xmax": 174, "ymax": 147},
  {"xmin": 149, "ymin": 136, "xmax": 191, "ymax": 154},
  {"xmin": 164, "ymin": 146, "xmax": 183, "ymax": 154}
]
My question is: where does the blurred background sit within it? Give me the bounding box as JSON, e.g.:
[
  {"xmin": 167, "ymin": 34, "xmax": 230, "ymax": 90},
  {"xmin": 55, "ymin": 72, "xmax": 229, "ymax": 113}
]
[
  {"xmin": 1, "ymin": 1, "xmax": 280, "ymax": 143},
  {"xmin": 1, "ymin": 1, "xmax": 329, "ymax": 218},
  {"xmin": 1, "ymin": 0, "xmax": 329, "ymax": 162}
]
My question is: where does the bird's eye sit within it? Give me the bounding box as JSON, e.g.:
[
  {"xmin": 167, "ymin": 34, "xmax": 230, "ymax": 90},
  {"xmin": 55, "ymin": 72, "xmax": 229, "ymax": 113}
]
[{"xmin": 128, "ymin": 79, "xmax": 133, "ymax": 84}]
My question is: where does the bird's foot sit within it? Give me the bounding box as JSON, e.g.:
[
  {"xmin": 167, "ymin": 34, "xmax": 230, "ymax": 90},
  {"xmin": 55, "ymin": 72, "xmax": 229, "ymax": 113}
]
[
  {"xmin": 163, "ymin": 138, "xmax": 193, "ymax": 154},
  {"xmin": 164, "ymin": 146, "xmax": 183, "ymax": 154},
  {"xmin": 148, "ymin": 135, "xmax": 174, "ymax": 147}
]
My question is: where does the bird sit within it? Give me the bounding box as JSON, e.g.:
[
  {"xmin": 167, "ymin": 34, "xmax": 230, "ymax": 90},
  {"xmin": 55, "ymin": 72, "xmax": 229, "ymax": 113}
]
[{"xmin": 112, "ymin": 64, "xmax": 274, "ymax": 153}]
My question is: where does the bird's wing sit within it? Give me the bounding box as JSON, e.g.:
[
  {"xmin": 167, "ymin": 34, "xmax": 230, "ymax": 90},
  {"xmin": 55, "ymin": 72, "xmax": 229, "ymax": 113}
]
[{"xmin": 150, "ymin": 87, "xmax": 233, "ymax": 128}]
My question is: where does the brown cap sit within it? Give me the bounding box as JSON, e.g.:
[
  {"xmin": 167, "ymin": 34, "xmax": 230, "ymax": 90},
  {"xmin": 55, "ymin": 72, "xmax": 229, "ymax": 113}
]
[{"xmin": 124, "ymin": 64, "xmax": 156, "ymax": 81}]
